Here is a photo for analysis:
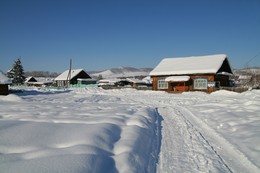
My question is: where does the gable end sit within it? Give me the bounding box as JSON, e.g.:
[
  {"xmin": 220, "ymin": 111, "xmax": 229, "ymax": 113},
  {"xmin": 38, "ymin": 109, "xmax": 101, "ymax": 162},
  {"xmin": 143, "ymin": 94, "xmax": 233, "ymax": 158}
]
[{"xmin": 217, "ymin": 58, "xmax": 233, "ymax": 74}]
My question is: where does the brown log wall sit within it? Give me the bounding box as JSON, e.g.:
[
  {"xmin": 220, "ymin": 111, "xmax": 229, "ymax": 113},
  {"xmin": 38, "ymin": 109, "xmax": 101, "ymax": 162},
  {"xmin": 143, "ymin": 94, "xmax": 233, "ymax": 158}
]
[
  {"xmin": 152, "ymin": 74, "xmax": 220, "ymax": 93},
  {"xmin": 0, "ymin": 84, "xmax": 9, "ymax": 95}
]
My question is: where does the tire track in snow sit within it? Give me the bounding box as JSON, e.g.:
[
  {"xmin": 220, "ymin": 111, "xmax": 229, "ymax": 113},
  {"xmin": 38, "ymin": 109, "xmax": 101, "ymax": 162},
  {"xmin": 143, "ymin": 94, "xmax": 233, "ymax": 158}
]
[
  {"xmin": 175, "ymin": 107, "xmax": 233, "ymax": 172},
  {"xmin": 157, "ymin": 107, "xmax": 231, "ymax": 173},
  {"xmin": 178, "ymin": 106, "xmax": 260, "ymax": 173},
  {"xmin": 115, "ymin": 92, "xmax": 229, "ymax": 172}
]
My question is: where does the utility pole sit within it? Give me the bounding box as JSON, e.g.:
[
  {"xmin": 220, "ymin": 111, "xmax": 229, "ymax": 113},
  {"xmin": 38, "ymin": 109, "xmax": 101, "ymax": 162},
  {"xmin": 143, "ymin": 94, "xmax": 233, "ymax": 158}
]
[{"xmin": 66, "ymin": 59, "xmax": 72, "ymax": 88}]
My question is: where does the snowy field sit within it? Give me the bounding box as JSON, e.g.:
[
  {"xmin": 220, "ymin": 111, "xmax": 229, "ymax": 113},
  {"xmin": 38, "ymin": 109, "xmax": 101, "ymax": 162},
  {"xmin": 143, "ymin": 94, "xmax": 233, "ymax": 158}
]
[{"xmin": 0, "ymin": 87, "xmax": 259, "ymax": 173}]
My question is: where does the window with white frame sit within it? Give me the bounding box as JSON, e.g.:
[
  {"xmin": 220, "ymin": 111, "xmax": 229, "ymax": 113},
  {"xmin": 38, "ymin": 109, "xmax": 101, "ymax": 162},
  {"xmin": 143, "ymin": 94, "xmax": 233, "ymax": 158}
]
[
  {"xmin": 57, "ymin": 81, "xmax": 62, "ymax": 87},
  {"xmin": 194, "ymin": 78, "xmax": 208, "ymax": 89},
  {"xmin": 158, "ymin": 78, "xmax": 168, "ymax": 89}
]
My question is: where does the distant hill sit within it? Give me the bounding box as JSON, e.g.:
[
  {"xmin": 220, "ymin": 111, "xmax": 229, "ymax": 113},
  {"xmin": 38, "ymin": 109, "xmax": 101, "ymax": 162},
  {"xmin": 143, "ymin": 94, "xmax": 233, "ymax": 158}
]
[{"xmin": 90, "ymin": 67, "xmax": 153, "ymax": 78}]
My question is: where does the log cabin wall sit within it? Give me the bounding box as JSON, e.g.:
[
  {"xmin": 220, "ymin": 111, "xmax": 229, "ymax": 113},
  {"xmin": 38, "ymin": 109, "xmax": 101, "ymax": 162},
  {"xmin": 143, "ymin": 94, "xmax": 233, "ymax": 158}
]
[
  {"xmin": 152, "ymin": 74, "xmax": 218, "ymax": 93},
  {"xmin": 152, "ymin": 77, "xmax": 158, "ymax": 90},
  {"xmin": 215, "ymin": 75, "xmax": 230, "ymax": 87},
  {"xmin": 189, "ymin": 74, "xmax": 215, "ymax": 92},
  {"xmin": 0, "ymin": 84, "xmax": 9, "ymax": 95},
  {"xmin": 190, "ymin": 74, "xmax": 215, "ymax": 82},
  {"xmin": 151, "ymin": 76, "xmax": 168, "ymax": 91}
]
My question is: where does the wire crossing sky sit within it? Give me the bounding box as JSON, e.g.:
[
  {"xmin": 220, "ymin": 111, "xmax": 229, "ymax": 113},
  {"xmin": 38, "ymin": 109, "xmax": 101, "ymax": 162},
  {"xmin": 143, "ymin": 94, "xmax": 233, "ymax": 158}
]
[{"xmin": 1, "ymin": 0, "xmax": 260, "ymax": 73}]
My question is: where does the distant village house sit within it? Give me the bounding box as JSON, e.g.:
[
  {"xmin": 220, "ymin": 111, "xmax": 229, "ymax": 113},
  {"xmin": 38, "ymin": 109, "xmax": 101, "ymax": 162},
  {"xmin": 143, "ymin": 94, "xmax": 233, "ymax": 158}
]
[
  {"xmin": 54, "ymin": 69, "xmax": 93, "ymax": 87},
  {"xmin": 25, "ymin": 76, "xmax": 53, "ymax": 87},
  {"xmin": 149, "ymin": 54, "xmax": 233, "ymax": 93},
  {"xmin": 97, "ymin": 77, "xmax": 151, "ymax": 89},
  {"xmin": 25, "ymin": 76, "xmax": 37, "ymax": 86},
  {"xmin": 0, "ymin": 72, "xmax": 12, "ymax": 95}
]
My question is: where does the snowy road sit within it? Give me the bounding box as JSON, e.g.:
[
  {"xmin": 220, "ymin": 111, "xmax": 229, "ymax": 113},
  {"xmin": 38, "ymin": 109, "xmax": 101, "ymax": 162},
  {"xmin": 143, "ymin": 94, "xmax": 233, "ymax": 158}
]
[
  {"xmin": 123, "ymin": 92, "xmax": 232, "ymax": 172},
  {"xmin": 157, "ymin": 107, "xmax": 231, "ymax": 173}
]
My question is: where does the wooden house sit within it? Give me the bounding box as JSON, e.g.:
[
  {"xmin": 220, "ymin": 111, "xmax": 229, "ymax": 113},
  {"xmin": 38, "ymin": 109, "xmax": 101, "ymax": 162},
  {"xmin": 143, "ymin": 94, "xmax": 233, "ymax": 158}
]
[
  {"xmin": 25, "ymin": 76, "xmax": 37, "ymax": 83},
  {"xmin": 25, "ymin": 76, "xmax": 37, "ymax": 86},
  {"xmin": 25, "ymin": 77, "xmax": 53, "ymax": 87},
  {"xmin": 149, "ymin": 54, "xmax": 233, "ymax": 93},
  {"xmin": 54, "ymin": 69, "xmax": 91, "ymax": 87},
  {"xmin": 0, "ymin": 72, "xmax": 12, "ymax": 95}
]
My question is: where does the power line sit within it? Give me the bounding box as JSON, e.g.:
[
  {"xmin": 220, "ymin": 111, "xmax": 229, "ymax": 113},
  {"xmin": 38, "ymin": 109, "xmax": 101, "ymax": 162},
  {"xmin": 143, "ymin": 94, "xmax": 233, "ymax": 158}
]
[{"xmin": 245, "ymin": 51, "xmax": 260, "ymax": 67}]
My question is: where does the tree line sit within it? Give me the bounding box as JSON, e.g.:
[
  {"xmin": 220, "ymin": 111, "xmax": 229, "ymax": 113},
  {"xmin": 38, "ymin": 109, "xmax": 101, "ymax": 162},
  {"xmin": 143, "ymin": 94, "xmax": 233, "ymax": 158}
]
[
  {"xmin": 24, "ymin": 71, "xmax": 59, "ymax": 78},
  {"xmin": 6, "ymin": 58, "xmax": 59, "ymax": 85}
]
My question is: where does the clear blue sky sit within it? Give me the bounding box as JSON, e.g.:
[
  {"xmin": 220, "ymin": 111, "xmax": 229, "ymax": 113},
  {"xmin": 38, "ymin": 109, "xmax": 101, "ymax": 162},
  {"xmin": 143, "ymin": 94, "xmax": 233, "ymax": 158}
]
[{"xmin": 1, "ymin": 0, "xmax": 260, "ymax": 73}]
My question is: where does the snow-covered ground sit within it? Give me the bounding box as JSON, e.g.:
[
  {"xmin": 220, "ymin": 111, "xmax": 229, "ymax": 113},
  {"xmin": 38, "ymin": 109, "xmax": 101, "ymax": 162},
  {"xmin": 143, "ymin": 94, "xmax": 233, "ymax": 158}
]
[{"xmin": 0, "ymin": 87, "xmax": 259, "ymax": 173}]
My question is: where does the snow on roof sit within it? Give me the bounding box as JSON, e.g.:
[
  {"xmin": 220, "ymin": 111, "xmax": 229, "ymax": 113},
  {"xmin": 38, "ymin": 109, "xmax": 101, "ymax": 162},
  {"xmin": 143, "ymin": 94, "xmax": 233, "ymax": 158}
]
[
  {"xmin": 0, "ymin": 72, "xmax": 12, "ymax": 84},
  {"xmin": 165, "ymin": 76, "xmax": 190, "ymax": 82},
  {"xmin": 142, "ymin": 76, "xmax": 152, "ymax": 84},
  {"xmin": 150, "ymin": 54, "xmax": 230, "ymax": 76},
  {"xmin": 27, "ymin": 81, "xmax": 53, "ymax": 85},
  {"xmin": 55, "ymin": 69, "xmax": 85, "ymax": 81},
  {"xmin": 25, "ymin": 76, "xmax": 37, "ymax": 83},
  {"xmin": 77, "ymin": 78, "xmax": 97, "ymax": 81},
  {"xmin": 98, "ymin": 78, "xmax": 121, "ymax": 84},
  {"xmin": 126, "ymin": 78, "xmax": 146, "ymax": 84}
]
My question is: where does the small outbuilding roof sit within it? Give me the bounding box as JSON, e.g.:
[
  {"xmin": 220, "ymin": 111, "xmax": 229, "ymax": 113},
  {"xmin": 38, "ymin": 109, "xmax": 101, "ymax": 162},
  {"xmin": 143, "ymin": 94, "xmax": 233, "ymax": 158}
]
[
  {"xmin": 150, "ymin": 54, "xmax": 233, "ymax": 76},
  {"xmin": 55, "ymin": 69, "xmax": 88, "ymax": 81},
  {"xmin": 126, "ymin": 78, "xmax": 146, "ymax": 84},
  {"xmin": 25, "ymin": 76, "xmax": 37, "ymax": 83},
  {"xmin": 165, "ymin": 76, "xmax": 190, "ymax": 82},
  {"xmin": 0, "ymin": 72, "xmax": 12, "ymax": 84}
]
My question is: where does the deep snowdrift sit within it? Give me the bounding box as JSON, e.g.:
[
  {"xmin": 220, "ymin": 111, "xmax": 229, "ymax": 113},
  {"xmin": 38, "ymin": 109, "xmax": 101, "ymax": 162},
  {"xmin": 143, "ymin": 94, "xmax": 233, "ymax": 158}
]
[{"xmin": 0, "ymin": 89, "xmax": 160, "ymax": 173}]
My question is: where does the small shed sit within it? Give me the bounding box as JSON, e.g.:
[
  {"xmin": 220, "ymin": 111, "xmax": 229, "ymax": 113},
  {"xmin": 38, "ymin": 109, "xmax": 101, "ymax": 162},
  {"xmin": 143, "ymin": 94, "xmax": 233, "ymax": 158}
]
[
  {"xmin": 149, "ymin": 54, "xmax": 233, "ymax": 93},
  {"xmin": 25, "ymin": 76, "xmax": 37, "ymax": 86},
  {"xmin": 126, "ymin": 78, "xmax": 150, "ymax": 88},
  {"xmin": 54, "ymin": 69, "xmax": 91, "ymax": 87},
  {"xmin": 97, "ymin": 78, "xmax": 120, "ymax": 86},
  {"xmin": 25, "ymin": 76, "xmax": 37, "ymax": 83},
  {"xmin": 0, "ymin": 72, "xmax": 12, "ymax": 95}
]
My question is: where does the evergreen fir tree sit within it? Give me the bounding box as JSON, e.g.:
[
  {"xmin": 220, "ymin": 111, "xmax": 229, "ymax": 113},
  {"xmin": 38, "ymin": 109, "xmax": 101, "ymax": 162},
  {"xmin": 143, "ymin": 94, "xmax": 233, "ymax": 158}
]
[{"xmin": 8, "ymin": 58, "xmax": 25, "ymax": 85}]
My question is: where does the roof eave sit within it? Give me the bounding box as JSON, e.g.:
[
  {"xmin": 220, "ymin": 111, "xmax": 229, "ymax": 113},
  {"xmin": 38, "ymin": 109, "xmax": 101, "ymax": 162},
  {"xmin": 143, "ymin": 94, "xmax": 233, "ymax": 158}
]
[{"xmin": 150, "ymin": 71, "xmax": 218, "ymax": 77}]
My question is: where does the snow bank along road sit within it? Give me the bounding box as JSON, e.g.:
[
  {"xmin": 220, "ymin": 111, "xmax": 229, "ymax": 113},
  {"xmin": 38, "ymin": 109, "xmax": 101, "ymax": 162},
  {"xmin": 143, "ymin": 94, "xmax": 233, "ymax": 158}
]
[{"xmin": 0, "ymin": 87, "xmax": 259, "ymax": 173}]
